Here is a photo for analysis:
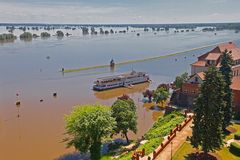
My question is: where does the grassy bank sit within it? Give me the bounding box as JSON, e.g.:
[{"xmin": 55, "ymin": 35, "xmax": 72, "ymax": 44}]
[
  {"xmin": 63, "ymin": 41, "xmax": 232, "ymax": 73},
  {"xmin": 172, "ymin": 123, "xmax": 240, "ymax": 160},
  {"xmin": 101, "ymin": 112, "xmax": 185, "ymax": 160}
]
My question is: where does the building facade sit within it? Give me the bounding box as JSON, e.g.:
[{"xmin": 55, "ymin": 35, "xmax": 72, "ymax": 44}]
[{"xmin": 174, "ymin": 42, "xmax": 240, "ymax": 111}]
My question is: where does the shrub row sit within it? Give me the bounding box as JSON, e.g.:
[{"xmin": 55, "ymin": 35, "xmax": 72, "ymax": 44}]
[
  {"xmin": 144, "ymin": 111, "xmax": 185, "ymax": 139},
  {"xmin": 234, "ymin": 132, "xmax": 240, "ymax": 140},
  {"xmin": 229, "ymin": 142, "xmax": 240, "ymax": 156}
]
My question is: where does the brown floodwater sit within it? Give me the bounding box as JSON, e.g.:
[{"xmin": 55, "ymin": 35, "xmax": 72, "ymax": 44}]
[
  {"xmin": 1, "ymin": 27, "xmax": 239, "ymax": 160},
  {"xmin": 0, "ymin": 80, "xmax": 160, "ymax": 160}
]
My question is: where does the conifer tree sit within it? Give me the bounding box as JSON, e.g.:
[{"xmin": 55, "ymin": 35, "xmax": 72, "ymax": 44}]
[
  {"xmin": 220, "ymin": 50, "xmax": 233, "ymax": 129},
  {"xmin": 190, "ymin": 67, "xmax": 225, "ymax": 156}
]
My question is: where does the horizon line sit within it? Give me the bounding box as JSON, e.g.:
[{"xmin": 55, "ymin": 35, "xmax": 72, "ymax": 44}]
[{"xmin": 0, "ymin": 21, "xmax": 240, "ymax": 26}]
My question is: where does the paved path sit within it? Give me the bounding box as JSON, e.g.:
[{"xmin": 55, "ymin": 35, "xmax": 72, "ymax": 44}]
[
  {"xmin": 155, "ymin": 120, "xmax": 193, "ymax": 160},
  {"xmin": 141, "ymin": 119, "xmax": 193, "ymax": 160}
]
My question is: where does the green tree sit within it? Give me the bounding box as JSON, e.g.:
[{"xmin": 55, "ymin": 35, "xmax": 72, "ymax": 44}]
[
  {"xmin": 190, "ymin": 67, "xmax": 225, "ymax": 156},
  {"xmin": 0, "ymin": 33, "xmax": 16, "ymax": 42},
  {"xmin": 174, "ymin": 72, "xmax": 188, "ymax": 89},
  {"xmin": 111, "ymin": 99, "xmax": 137, "ymax": 143},
  {"xmin": 220, "ymin": 50, "xmax": 233, "ymax": 129},
  {"xmin": 64, "ymin": 104, "xmax": 116, "ymax": 160},
  {"xmin": 153, "ymin": 87, "xmax": 170, "ymax": 107},
  {"xmin": 41, "ymin": 32, "xmax": 51, "ymax": 38},
  {"xmin": 56, "ymin": 30, "xmax": 64, "ymax": 37},
  {"xmin": 19, "ymin": 32, "xmax": 33, "ymax": 40},
  {"xmin": 143, "ymin": 89, "xmax": 154, "ymax": 103}
]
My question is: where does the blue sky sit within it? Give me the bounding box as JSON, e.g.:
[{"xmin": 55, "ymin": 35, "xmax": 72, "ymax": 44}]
[{"xmin": 0, "ymin": 0, "xmax": 240, "ymax": 24}]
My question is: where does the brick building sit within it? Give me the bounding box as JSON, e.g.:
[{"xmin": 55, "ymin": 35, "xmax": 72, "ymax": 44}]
[{"xmin": 172, "ymin": 42, "xmax": 240, "ymax": 110}]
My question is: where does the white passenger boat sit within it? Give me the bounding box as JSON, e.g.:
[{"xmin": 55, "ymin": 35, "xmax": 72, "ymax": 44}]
[{"xmin": 93, "ymin": 71, "xmax": 150, "ymax": 91}]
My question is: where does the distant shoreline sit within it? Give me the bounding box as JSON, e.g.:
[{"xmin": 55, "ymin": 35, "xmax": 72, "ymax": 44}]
[{"xmin": 0, "ymin": 22, "xmax": 240, "ymax": 28}]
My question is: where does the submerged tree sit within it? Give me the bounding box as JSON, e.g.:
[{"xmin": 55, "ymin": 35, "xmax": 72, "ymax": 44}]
[
  {"xmin": 41, "ymin": 32, "xmax": 51, "ymax": 38},
  {"xmin": 190, "ymin": 67, "xmax": 225, "ymax": 156},
  {"xmin": 82, "ymin": 27, "xmax": 89, "ymax": 35},
  {"xmin": 99, "ymin": 28, "xmax": 104, "ymax": 34},
  {"xmin": 220, "ymin": 50, "xmax": 233, "ymax": 129},
  {"xmin": 64, "ymin": 104, "xmax": 115, "ymax": 160},
  {"xmin": 111, "ymin": 98, "xmax": 137, "ymax": 143},
  {"xmin": 0, "ymin": 33, "xmax": 16, "ymax": 42},
  {"xmin": 153, "ymin": 87, "xmax": 170, "ymax": 107},
  {"xmin": 56, "ymin": 30, "xmax": 64, "ymax": 37},
  {"xmin": 143, "ymin": 89, "xmax": 154, "ymax": 103},
  {"xmin": 19, "ymin": 32, "xmax": 33, "ymax": 40}
]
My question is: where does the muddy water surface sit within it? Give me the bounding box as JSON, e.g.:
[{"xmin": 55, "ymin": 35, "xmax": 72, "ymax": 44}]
[{"xmin": 0, "ymin": 28, "xmax": 240, "ymax": 160}]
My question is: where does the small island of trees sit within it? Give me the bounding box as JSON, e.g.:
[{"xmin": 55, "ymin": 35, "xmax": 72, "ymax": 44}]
[
  {"xmin": 56, "ymin": 30, "xmax": 64, "ymax": 37},
  {"xmin": 41, "ymin": 32, "xmax": 51, "ymax": 38},
  {"xmin": 19, "ymin": 32, "xmax": 33, "ymax": 41},
  {"xmin": 0, "ymin": 33, "xmax": 17, "ymax": 42}
]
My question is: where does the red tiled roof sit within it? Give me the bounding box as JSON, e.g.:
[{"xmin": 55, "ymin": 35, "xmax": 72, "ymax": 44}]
[
  {"xmin": 229, "ymin": 48, "xmax": 240, "ymax": 61},
  {"xmin": 211, "ymin": 42, "xmax": 237, "ymax": 53},
  {"xmin": 197, "ymin": 72, "xmax": 205, "ymax": 80},
  {"xmin": 231, "ymin": 77, "xmax": 240, "ymax": 91},
  {"xmin": 218, "ymin": 42, "xmax": 237, "ymax": 52},
  {"xmin": 205, "ymin": 53, "xmax": 221, "ymax": 60},
  {"xmin": 191, "ymin": 60, "xmax": 206, "ymax": 67}
]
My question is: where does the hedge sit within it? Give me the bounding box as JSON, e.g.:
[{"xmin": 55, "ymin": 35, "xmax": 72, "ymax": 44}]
[
  {"xmin": 234, "ymin": 132, "xmax": 240, "ymax": 140},
  {"xmin": 115, "ymin": 112, "xmax": 185, "ymax": 160},
  {"xmin": 229, "ymin": 142, "xmax": 240, "ymax": 156}
]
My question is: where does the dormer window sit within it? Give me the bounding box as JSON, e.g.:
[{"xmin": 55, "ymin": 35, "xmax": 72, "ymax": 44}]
[{"xmin": 207, "ymin": 60, "xmax": 215, "ymax": 65}]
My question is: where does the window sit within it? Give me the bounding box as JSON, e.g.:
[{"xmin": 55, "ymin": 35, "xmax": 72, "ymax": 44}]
[{"xmin": 195, "ymin": 77, "xmax": 198, "ymax": 83}]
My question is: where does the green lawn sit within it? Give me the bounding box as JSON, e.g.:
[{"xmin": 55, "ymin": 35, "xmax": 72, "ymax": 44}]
[
  {"xmin": 172, "ymin": 123, "xmax": 240, "ymax": 160},
  {"xmin": 216, "ymin": 147, "xmax": 240, "ymax": 160},
  {"xmin": 172, "ymin": 142, "xmax": 195, "ymax": 160},
  {"xmin": 226, "ymin": 123, "xmax": 240, "ymax": 140}
]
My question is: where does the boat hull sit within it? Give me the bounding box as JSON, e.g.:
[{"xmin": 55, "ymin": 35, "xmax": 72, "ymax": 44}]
[{"xmin": 93, "ymin": 80, "xmax": 150, "ymax": 91}]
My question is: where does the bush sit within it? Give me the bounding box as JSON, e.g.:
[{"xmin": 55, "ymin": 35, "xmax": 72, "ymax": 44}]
[
  {"xmin": 144, "ymin": 111, "xmax": 184, "ymax": 139},
  {"xmin": 0, "ymin": 33, "xmax": 16, "ymax": 42},
  {"xmin": 138, "ymin": 138, "xmax": 163, "ymax": 155},
  {"xmin": 20, "ymin": 32, "xmax": 32, "ymax": 40},
  {"xmin": 115, "ymin": 112, "xmax": 184, "ymax": 160},
  {"xmin": 41, "ymin": 32, "xmax": 51, "ymax": 38},
  {"xmin": 56, "ymin": 30, "xmax": 64, "ymax": 37},
  {"xmin": 229, "ymin": 142, "xmax": 240, "ymax": 156},
  {"xmin": 234, "ymin": 132, "xmax": 240, "ymax": 140}
]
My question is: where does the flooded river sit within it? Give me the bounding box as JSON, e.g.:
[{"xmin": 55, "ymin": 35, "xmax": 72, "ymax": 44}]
[{"xmin": 0, "ymin": 27, "xmax": 239, "ymax": 160}]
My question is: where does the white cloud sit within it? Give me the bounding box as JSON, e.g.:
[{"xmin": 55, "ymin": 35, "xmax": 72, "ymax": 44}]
[
  {"xmin": 0, "ymin": 2, "xmax": 128, "ymax": 23},
  {"xmin": 0, "ymin": 1, "xmax": 239, "ymax": 24}
]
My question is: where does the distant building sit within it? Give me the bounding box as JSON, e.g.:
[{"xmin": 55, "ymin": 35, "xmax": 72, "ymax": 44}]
[
  {"xmin": 172, "ymin": 42, "xmax": 240, "ymax": 111},
  {"xmin": 191, "ymin": 42, "xmax": 240, "ymax": 75}
]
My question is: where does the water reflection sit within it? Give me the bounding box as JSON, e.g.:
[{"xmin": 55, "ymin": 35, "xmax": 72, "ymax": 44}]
[{"xmin": 94, "ymin": 82, "xmax": 150, "ymax": 100}]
